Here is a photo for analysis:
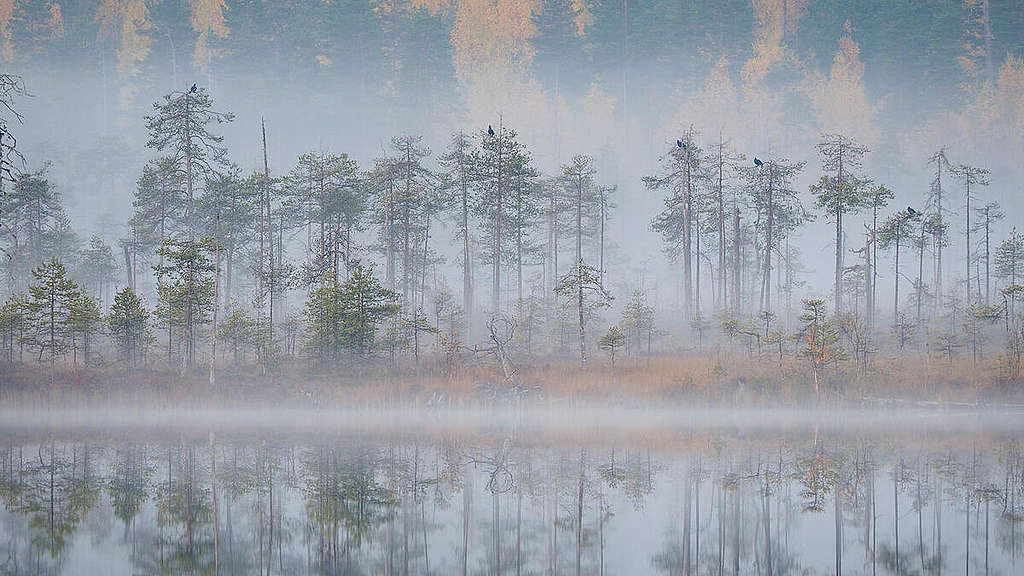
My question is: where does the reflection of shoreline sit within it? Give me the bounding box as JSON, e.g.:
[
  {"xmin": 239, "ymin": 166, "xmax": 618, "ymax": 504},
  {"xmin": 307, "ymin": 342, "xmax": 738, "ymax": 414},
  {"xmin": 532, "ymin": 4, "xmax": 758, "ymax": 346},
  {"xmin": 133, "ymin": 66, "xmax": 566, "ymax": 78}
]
[{"xmin": 1, "ymin": 429, "xmax": 1021, "ymax": 576}]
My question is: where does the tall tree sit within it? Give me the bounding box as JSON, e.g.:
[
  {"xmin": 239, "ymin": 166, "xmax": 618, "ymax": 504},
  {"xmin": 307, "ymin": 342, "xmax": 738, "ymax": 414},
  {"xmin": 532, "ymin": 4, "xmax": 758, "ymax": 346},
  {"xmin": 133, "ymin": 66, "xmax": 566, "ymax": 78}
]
[
  {"xmin": 926, "ymin": 149, "xmax": 950, "ymax": 312},
  {"xmin": 972, "ymin": 202, "xmax": 1003, "ymax": 305},
  {"xmin": 77, "ymin": 235, "xmax": 119, "ymax": 307},
  {"xmin": 144, "ymin": 86, "xmax": 233, "ymax": 373},
  {"xmin": 144, "ymin": 86, "xmax": 234, "ymax": 242},
  {"xmin": 153, "ymin": 239, "xmax": 217, "ymax": 373},
  {"xmin": 132, "ymin": 157, "xmax": 186, "ymax": 271},
  {"xmin": 995, "ymin": 229, "xmax": 1024, "ymax": 288},
  {"xmin": 1, "ymin": 167, "xmax": 65, "ymax": 291},
  {"xmin": 865, "ymin": 185, "xmax": 894, "ymax": 327},
  {"xmin": 507, "ymin": 145, "xmax": 541, "ymax": 306},
  {"xmin": 472, "ymin": 124, "xmax": 529, "ymax": 315},
  {"xmin": 712, "ymin": 135, "xmax": 743, "ymax": 310},
  {"xmin": 810, "ymin": 134, "xmax": 870, "ymax": 319},
  {"xmin": 282, "ymin": 152, "xmax": 365, "ymax": 284},
  {"xmin": 198, "ymin": 167, "xmax": 258, "ymax": 307},
  {"xmin": 390, "ymin": 135, "xmax": 432, "ymax": 306},
  {"xmin": 439, "ymin": 131, "xmax": 476, "ymax": 332},
  {"xmin": 953, "ymin": 163, "xmax": 989, "ymax": 304},
  {"xmin": 744, "ymin": 157, "xmax": 806, "ymax": 315},
  {"xmin": 646, "ymin": 134, "xmax": 702, "ymax": 320},
  {"xmin": 561, "ymin": 154, "xmax": 598, "ymax": 283},
  {"xmin": 878, "ymin": 209, "xmax": 920, "ymax": 320}
]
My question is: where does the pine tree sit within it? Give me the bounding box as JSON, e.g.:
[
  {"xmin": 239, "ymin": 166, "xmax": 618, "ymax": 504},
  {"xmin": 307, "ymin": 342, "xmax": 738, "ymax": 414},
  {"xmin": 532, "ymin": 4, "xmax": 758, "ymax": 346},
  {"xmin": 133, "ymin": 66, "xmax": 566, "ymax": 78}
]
[
  {"xmin": 107, "ymin": 287, "xmax": 149, "ymax": 373},
  {"xmin": 283, "ymin": 151, "xmax": 366, "ymax": 284},
  {"xmin": 865, "ymin": 185, "xmax": 895, "ymax": 327},
  {"xmin": 1, "ymin": 167, "xmax": 64, "ymax": 291},
  {"xmin": 339, "ymin": 262, "xmax": 401, "ymax": 358},
  {"xmin": 995, "ymin": 229, "xmax": 1024, "ymax": 293},
  {"xmin": 153, "ymin": 239, "xmax": 217, "ymax": 373},
  {"xmin": 599, "ymin": 325, "xmax": 626, "ymax": 367},
  {"xmin": 810, "ymin": 134, "xmax": 871, "ymax": 319},
  {"xmin": 25, "ymin": 258, "xmax": 81, "ymax": 383},
  {"xmin": 926, "ymin": 149, "xmax": 951, "ymax": 313},
  {"xmin": 68, "ymin": 293, "xmax": 101, "ymax": 367},
  {"xmin": 878, "ymin": 209, "xmax": 920, "ymax": 320},
  {"xmin": 194, "ymin": 168, "xmax": 254, "ymax": 312},
  {"xmin": 439, "ymin": 131, "xmax": 476, "ymax": 332},
  {"xmin": 952, "ymin": 164, "xmax": 989, "ymax": 304},
  {"xmin": 793, "ymin": 298, "xmax": 844, "ymax": 400},
  {"xmin": 555, "ymin": 258, "xmax": 612, "ymax": 366},
  {"xmin": 471, "ymin": 125, "xmax": 531, "ymax": 315},
  {"xmin": 620, "ymin": 289, "xmax": 655, "ymax": 357},
  {"xmin": 132, "ymin": 157, "xmax": 186, "ymax": 268},
  {"xmin": 743, "ymin": 157, "xmax": 806, "ymax": 315},
  {"xmin": 145, "ymin": 86, "xmax": 233, "ymax": 370},
  {"xmin": 646, "ymin": 133, "xmax": 703, "ymax": 321},
  {"xmin": 77, "ymin": 235, "xmax": 119, "ymax": 306},
  {"xmin": 391, "ymin": 135, "xmax": 432, "ymax": 306},
  {"xmin": 972, "ymin": 202, "xmax": 1003, "ymax": 305}
]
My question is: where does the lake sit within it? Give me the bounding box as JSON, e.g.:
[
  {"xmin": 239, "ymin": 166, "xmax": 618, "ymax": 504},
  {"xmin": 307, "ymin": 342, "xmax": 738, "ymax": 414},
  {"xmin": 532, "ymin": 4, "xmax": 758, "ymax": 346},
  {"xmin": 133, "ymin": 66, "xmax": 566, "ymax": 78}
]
[{"xmin": 0, "ymin": 407, "xmax": 1022, "ymax": 575}]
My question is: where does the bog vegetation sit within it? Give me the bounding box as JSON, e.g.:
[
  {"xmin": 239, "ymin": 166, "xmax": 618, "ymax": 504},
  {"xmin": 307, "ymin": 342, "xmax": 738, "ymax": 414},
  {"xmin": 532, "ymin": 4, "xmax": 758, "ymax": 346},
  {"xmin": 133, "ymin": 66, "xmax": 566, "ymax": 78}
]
[{"xmin": 0, "ymin": 73, "xmax": 1020, "ymax": 404}]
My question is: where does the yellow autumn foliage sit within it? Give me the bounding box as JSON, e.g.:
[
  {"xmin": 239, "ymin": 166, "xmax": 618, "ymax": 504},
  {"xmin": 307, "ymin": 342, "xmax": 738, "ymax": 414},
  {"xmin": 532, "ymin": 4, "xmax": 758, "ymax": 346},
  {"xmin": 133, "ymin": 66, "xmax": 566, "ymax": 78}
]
[
  {"xmin": 191, "ymin": 0, "xmax": 230, "ymax": 73},
  {"xmin": 805, "ymin": 21, "xmax": 878, "ymax": 146},
  {"xmin": 451, "ymin": 0, "xmax": 539, "ymax": 127}
]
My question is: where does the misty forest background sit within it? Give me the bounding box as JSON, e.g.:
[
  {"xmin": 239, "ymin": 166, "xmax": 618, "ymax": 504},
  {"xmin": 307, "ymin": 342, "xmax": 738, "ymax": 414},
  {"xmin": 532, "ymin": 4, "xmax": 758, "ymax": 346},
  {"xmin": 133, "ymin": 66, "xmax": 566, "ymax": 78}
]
[{"xmin": 0, "ymin": 0, "xmax": 1023, "ymax": 401}]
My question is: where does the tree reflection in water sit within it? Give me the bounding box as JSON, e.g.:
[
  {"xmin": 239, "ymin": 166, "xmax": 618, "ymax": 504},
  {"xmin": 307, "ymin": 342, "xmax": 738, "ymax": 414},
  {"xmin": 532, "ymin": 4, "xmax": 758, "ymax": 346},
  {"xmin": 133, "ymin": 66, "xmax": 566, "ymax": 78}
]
[{"xmin": 0, "ymin": 428, "xmax": 1022, "ymax": 575}]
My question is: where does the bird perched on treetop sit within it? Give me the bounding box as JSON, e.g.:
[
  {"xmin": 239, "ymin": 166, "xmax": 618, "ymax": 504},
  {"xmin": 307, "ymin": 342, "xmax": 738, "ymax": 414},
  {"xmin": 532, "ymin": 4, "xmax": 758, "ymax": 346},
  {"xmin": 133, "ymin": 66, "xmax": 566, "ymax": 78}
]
[
  {"xmin": 488, "ymin": 125, "xmax": 495, "ymax": 137},
  {"xmin": 907, "ymin": 206, "xmax": 917, "ymax": 215},
  {"xmin": 754, "ymin": 157, "xmax": 764, "ymax": 167},
  {"xmin": 189, "ymin": 83, "xmax": 197, "ymax": 93}
]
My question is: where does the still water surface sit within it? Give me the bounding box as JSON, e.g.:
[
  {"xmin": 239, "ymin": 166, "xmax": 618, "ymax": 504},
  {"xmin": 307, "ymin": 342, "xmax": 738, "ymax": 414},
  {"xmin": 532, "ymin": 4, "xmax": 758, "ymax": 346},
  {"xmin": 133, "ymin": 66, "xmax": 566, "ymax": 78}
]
[{"xmin": 1, "ymin": 408, "xmax": 1022, "ymax": 575}]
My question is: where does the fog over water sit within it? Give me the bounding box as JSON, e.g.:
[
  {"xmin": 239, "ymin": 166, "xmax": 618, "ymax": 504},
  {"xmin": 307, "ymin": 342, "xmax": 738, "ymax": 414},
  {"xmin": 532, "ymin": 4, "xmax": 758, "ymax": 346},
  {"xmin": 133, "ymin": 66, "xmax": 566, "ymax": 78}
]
[{"xmin": 3, "ymin": 3, "xmax": 1024, "ymax": 574}]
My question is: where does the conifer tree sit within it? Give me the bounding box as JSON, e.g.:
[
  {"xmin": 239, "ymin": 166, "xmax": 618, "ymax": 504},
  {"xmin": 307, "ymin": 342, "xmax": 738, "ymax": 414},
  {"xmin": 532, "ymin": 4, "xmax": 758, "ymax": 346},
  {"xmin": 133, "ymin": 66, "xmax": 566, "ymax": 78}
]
[
  {"xmin": 25, "ymin": 258, "xmax": 81, "ymax": 383},
  {"xmin": 107, "ymin": 287, "xmax": 149, "ymax": 373},
  {"xmin": 810, "ymin": 134, "xmax": 870, "ymax": 319}
]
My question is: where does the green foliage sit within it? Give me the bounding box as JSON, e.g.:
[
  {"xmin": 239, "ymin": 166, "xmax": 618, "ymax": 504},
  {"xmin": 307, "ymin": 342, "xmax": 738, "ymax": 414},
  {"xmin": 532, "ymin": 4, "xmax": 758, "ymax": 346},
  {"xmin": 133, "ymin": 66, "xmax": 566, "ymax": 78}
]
[
  {"xmin": 0, "ymin": 293, "xmax": 28, "ymax": 363},
  {"xmin": 282, "ymin": 151, "xmax": 367, "ymax": 284},
  {"xmin": 599, "ymin": 324, "xmax": 626, "ymax": 366},
  {"xmin": 217, "ymin": 308, "xmax": 256, "ymax": 366},
  {"xmin": 995, "ymin": 229, "xmax": 1024, "ymax": 285},
  {"xmin": 25, "ymin": 258, "xmax": 81, "ymax": 376},
  {"xmin": 0, "ymin": 167, "xmax": 70, "ymax": 290},
  {"xmin": 144, "ymin": 87, "xmax": 234, "ymax": 180},
  {"xmin": 793, "ymin": 298, "xmax": 845, "ymax": 396},
  {"xmin": 303, "ymin": 262, "xmax": 400, "ymax": 365},
  {"xmin": 107, "ymin": 287, "xmax": 149, "ymax": 373},
  {"xmin": 153, "ymin": 239, "xmax": 217, "ymax": 369},
  {"xmin": 77, "ymin": 235, "xmax": 119, "ymax": 302},
  {"xmin": 68, "ymin": 292, "xmax": 101, "ymax": 366},
  {"xmin": 132, "ymin": 157, "xmax": 186, "ymax": 254}
]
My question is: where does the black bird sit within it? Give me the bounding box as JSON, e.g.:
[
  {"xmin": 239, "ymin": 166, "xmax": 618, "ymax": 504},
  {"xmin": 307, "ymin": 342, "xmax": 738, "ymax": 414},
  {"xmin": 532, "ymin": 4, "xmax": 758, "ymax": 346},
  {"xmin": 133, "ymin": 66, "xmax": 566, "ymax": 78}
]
[
  {"xmin": 754, "ymin": 157, "xmax": 764, "ymax": 167},
  {"xmin": 907, "ymin": 206, "xmax": 917, "ymax": 215},
  {"xmin": 676, "ymin": 139, "xmax": 683, "ymax": 148},
  {"xmin": 189, "ymin": 83, "xmax": 197, "ymax": 93},
  {"xmin": 488, "ymin": 125, "xmax": 495, "ymax": 136}
]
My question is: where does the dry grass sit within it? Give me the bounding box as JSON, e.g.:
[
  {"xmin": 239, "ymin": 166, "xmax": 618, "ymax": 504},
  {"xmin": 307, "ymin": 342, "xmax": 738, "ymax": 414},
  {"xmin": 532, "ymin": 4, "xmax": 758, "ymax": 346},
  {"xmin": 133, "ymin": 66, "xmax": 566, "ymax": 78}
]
[{"xmin": 0, "ymin": 347, "xmax": 1018, "ymax": 408}]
